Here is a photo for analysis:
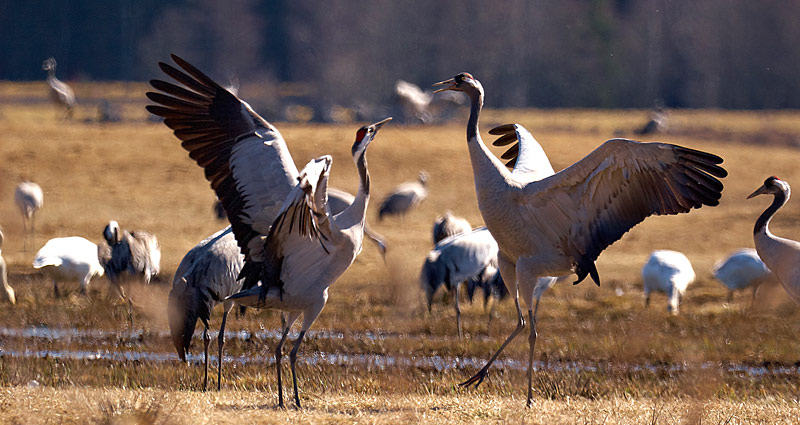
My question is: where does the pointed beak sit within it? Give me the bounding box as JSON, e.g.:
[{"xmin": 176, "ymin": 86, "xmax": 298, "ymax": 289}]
[
  {"xmin": 747, "ymin": 185, "xmax": 768, "ymax": 199},
  {"xmin": 433, "ymin": 78, "xmax": 457, "ymax": 93},
  {"xmin": 371, "ymin": 117, "xmax": 392, "ymax": 131}
]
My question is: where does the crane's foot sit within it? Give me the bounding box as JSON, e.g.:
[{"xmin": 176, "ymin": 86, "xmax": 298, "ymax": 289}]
[{"xmin": 459, "ymin": 367, "xmax": 489, "ymax": 388}]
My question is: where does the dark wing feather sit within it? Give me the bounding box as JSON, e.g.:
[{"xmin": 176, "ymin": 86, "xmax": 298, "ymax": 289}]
[
  {"xmin": 520, "ymin": 138, "xmax": 726, "ymax": 278},
  {"xmin": 147, "ymin": 54, "xmax": 298, "ymax": 261}
]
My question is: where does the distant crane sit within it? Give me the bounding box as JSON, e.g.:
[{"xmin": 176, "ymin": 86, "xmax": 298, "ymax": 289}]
[
  {"xmin": 378, "ymin": 171, "xmax": 428, "ymax": 221},
  {"xmin": 635, "ymin": 100, "xmax": 669, "ymax": 135},
  {"xmin": 434, "ymin": 72, "xmax": 726, "ymax": 406},
  {"xmin": 642, "ymin": 250, "xmax": 695, "ymax": 314},
  {"xmin": 98, "ymin": 220, "xmax": 161, "ymax": 324},
  {"xmin": 394, "ymin": 79, "xmax": 466, "ymax": 124},
  {"xmin": 168, "ymin": 227, "xmax": 244, "ymax": 392},
  {"xmin": 146, "ymin": 53, "xmax": 392, "ymax": 409},
  {"xmin": 712, "ymin": 248, "xmax": 772, "ymax": 302},
  {"xmin": 432, "ymin": 211, "xmax": 472, "ymax": 245},
  {"xmin": 15, "ymin": 181, "xmax": 44, "ymax": 251},
  {"xmin": 0, "ymin": 229, "xmax": 15, "ymax": 304},
  {"xmin": 42, "ymin": 57, "xmax": 76, "ymax": 119},
  {"xmin": 33, "ymin": 236, "xmax": 104, "ymax": 297},
  {"xmin": 422, "ymin": 227, "xmax": 553, "ymax": 337},
  {"xmin": 747, "ymin": 176, "xmax": 800, "ymax": 304}
]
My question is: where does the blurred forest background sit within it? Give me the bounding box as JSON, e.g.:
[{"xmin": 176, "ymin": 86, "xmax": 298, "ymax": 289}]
[{"xmin": 1, "ymin": 0, "xmax": 798, "ymax": 109}]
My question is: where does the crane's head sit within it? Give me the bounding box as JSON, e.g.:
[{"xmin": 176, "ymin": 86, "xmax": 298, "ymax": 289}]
[
  {"xmin": 433, "ymin": 73, "xmax": 481, "ymax": 94},
  {"xmin": 103, "ymin": 220, "xmax": 122, "ymax": 245},
  {"xmin": 351, "ymin": 117, "xmax": 392, "ymax": 160},
  {"xmin": 418, "ymin": 170, "xmax": 429, "ymax": 185},
  {"xmin": 167, "ymin": 281, "xmax": 197, "ymax": 362},
  {"xmin": 42, "ymin": 58, "xmax": 56, "ymax": 71},
  {"xmin": 747, "ymin": 176, "xmax": 791, "ymax": 199}
]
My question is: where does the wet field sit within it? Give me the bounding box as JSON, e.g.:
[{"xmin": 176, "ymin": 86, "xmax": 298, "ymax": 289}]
[{"xmin": 2, "ymin": 83, "xmax": 800, "ymax": 422}]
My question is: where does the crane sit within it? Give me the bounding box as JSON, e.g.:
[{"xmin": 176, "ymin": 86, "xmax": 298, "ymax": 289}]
[
  {"xmin": 712, "ymin": 248, "xmax": 772, "ymax": 303},
  {"xmin": 747, "ymin": 176, "xmax": 800, "ymax": 304},
  {"xmin": 378, "ymin": 171, "xmax": 428, "ymax": 221},
  {"xmin": 642, "ymin": 250, "xmax": 695, "ymax": 314},
  {"xmin": 98, "ymin": 220, "xmax": 161, "ymax": 325},
  {"xmin": 434, "ymin": 72, "xmax": 727, "ymax": 406},
  {"xmin": 172, "ymin": 195, "xmax": 384, "ymax": 392},
  {"xmin": 421, "ymin": 227, "xmax": 555, "ymax": 337},
  {"xmin": 42, "ymin": 57, "xmax": 76, "ymax": 119},
  {"xmin": 0, "ymin": 228, "xmax": 15, "ymax": 304},
  {"xmin": 432, "ymin": 211, "xmax": 471, "ymax": 245},
  {"xmin": 33, "ymin": 236, "xmax": 105, "ymax": 297},
  {"xmin": 14, "ymin": 181, "xmax": 44, "ymax": 252},
  {"xmin": 168, "ymin": 227, "xmax": 243, "ymax": 391},
  {"xmin": 146, "ymin": 53, "xmax": 391, "ymax": 409}
]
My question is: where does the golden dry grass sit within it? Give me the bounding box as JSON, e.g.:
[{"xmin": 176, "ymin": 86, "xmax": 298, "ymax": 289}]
[
  {"xmin": 3, "ymin": 387, "xmax": 800, "ymax": 425},
  {"xmin": 2, "ymin": 82, "xmax": 800, "ymax": 422}
]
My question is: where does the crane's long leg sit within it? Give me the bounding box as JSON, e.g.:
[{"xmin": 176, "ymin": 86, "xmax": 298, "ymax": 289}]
[
  {"xmin": 289, "ymin": 330, "xmax": 307, "ymax": 408},
  {"xmin": 289, "ymin": 303, "xmax": 325, "ymax": 409},
  {"xmin": 216, "ymin": 304, "xmax": 232, "ymax": 391},
  {"xmin": 20, "ymin": 215, "xmax": 28, "ymax": 252},
  {"xmin": 276, "ymin": 311, "xmax": 301, "ymax": 409},
  {"xmin": 31, "ymin": 216, "xmax": 36, "ymax": 250},
  {"xmin": 202, "ymin": 320, "xmax": 211, "ymax": 391},
  {"xmin": 454, "ymin": 281, "xmax": 462, "ymax": 338},
  {"xmin": 460, "ymin": 296, "xmax": 526, "ymax": 388},
  {"xmin": 526, "ymin": 297, "xmax": 542, "ymax": 407}
]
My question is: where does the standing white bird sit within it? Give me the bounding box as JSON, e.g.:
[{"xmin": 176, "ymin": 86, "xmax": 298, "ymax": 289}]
[
  {"xmin": 378, "ymin": 171, "xmax": 428, "ymax": 221},
  {"xmin": 642, "ymin": 250, "xmax": 695, "ymax": 314},
  {"xmin": 712, "ymin": 248, "xmax": 772, "ymax": 302},
  {"xmin": 747, "ymin": 176, "xmax": 800, "ymax": 304},
  {"xmin": 432, "ymin": 211, "xmax": 472, "ymax": 245},
  {"xmin": 33, "ymin": 236, "xmax": 104, "ymax": 297},
  {"xmin": 433, "ymin": 72, "xmax": 727, "ymax": 406},
  {"xmin": 168, "ymin": 227, "xmax": 244, "ymax": 391},
  {"xmin": 146, "ymin": 53, "xmax": 391, "ymax": 409},
  {"xmin": 42, "ymin": 57, "xmax": 76, "ymax": 119},
  {"xmin": 98, "ymin": 220, "xmax": 161, "ymax": 324},
  {"xmin": 15, "ymin": 181, "xmax": 44, "ymax": 252},
  {"xmin": 0, "ymin": 229, "xmax": 15, "ymax": 304}
]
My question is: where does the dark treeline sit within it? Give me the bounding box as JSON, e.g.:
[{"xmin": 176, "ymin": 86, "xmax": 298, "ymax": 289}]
[{"xmin": 2, "ymin": 0, "xmax": 798, "ymax": 109}]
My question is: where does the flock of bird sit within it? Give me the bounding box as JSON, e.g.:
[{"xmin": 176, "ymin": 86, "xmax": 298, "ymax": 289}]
[{"xmin": 2, "ymin": 55, "xmax": 800, "ymax": 409}]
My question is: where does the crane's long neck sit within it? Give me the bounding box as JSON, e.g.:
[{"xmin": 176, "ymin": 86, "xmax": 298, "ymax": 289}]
[
  {"xmin": 46, "ymin": 68, "xmax": 57, "ymax": 82},
  {"xmin": 755, "ymin": 190, "xmax": 788, "ymax": 235},
  {"xmin": 338, "ymin": 150, "xmax": 370, "ymax": 230},
  {"xmin": 464, "ymin": 86, "xmax": 510, "ymax": 197}
]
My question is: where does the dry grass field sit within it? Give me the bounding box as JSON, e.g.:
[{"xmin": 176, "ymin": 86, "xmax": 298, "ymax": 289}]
[{"xmin": 2, "ymin": 82, "xmax": 800, "ymax": 423}]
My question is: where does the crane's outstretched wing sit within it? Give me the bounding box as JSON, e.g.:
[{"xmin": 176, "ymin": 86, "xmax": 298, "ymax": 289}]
[
  {"xmin": 146, "ymin": 54, "xmax": 298, "ymax": 260},
  {"xmin": 518, "ymin": 138, "xmax": 727, "ymax": 284},
  {"xmin": 236, "ymin": 156, "xmax": 334, "ymax": 301},
  {"xmin": 490, "ymin": 124, "xmax": 554, "ymax": 180}
]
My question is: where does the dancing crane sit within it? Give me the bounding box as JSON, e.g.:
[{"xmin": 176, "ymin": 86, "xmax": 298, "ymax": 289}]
[
  {"xmin": 434, "ymin": 72, "xmax": 726, "ymax": 406},
  {"xmin": 146, "ymin": 53, "xmax": 391, "ymax": 408}
]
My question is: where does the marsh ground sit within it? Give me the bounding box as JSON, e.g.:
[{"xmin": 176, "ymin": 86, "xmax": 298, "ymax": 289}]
[{"xmin": 1, "ymin": 82, "xmax": 800, "ymax": 423}]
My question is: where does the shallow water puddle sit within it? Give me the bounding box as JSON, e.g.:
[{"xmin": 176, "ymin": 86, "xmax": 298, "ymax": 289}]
[
  {"xmin": 1, "ymin": 345, "xmax": 797, "ymax": 377},
  {"xmin": 0, "ymin": 326, "xmax": 477, "ymax": 343}
]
